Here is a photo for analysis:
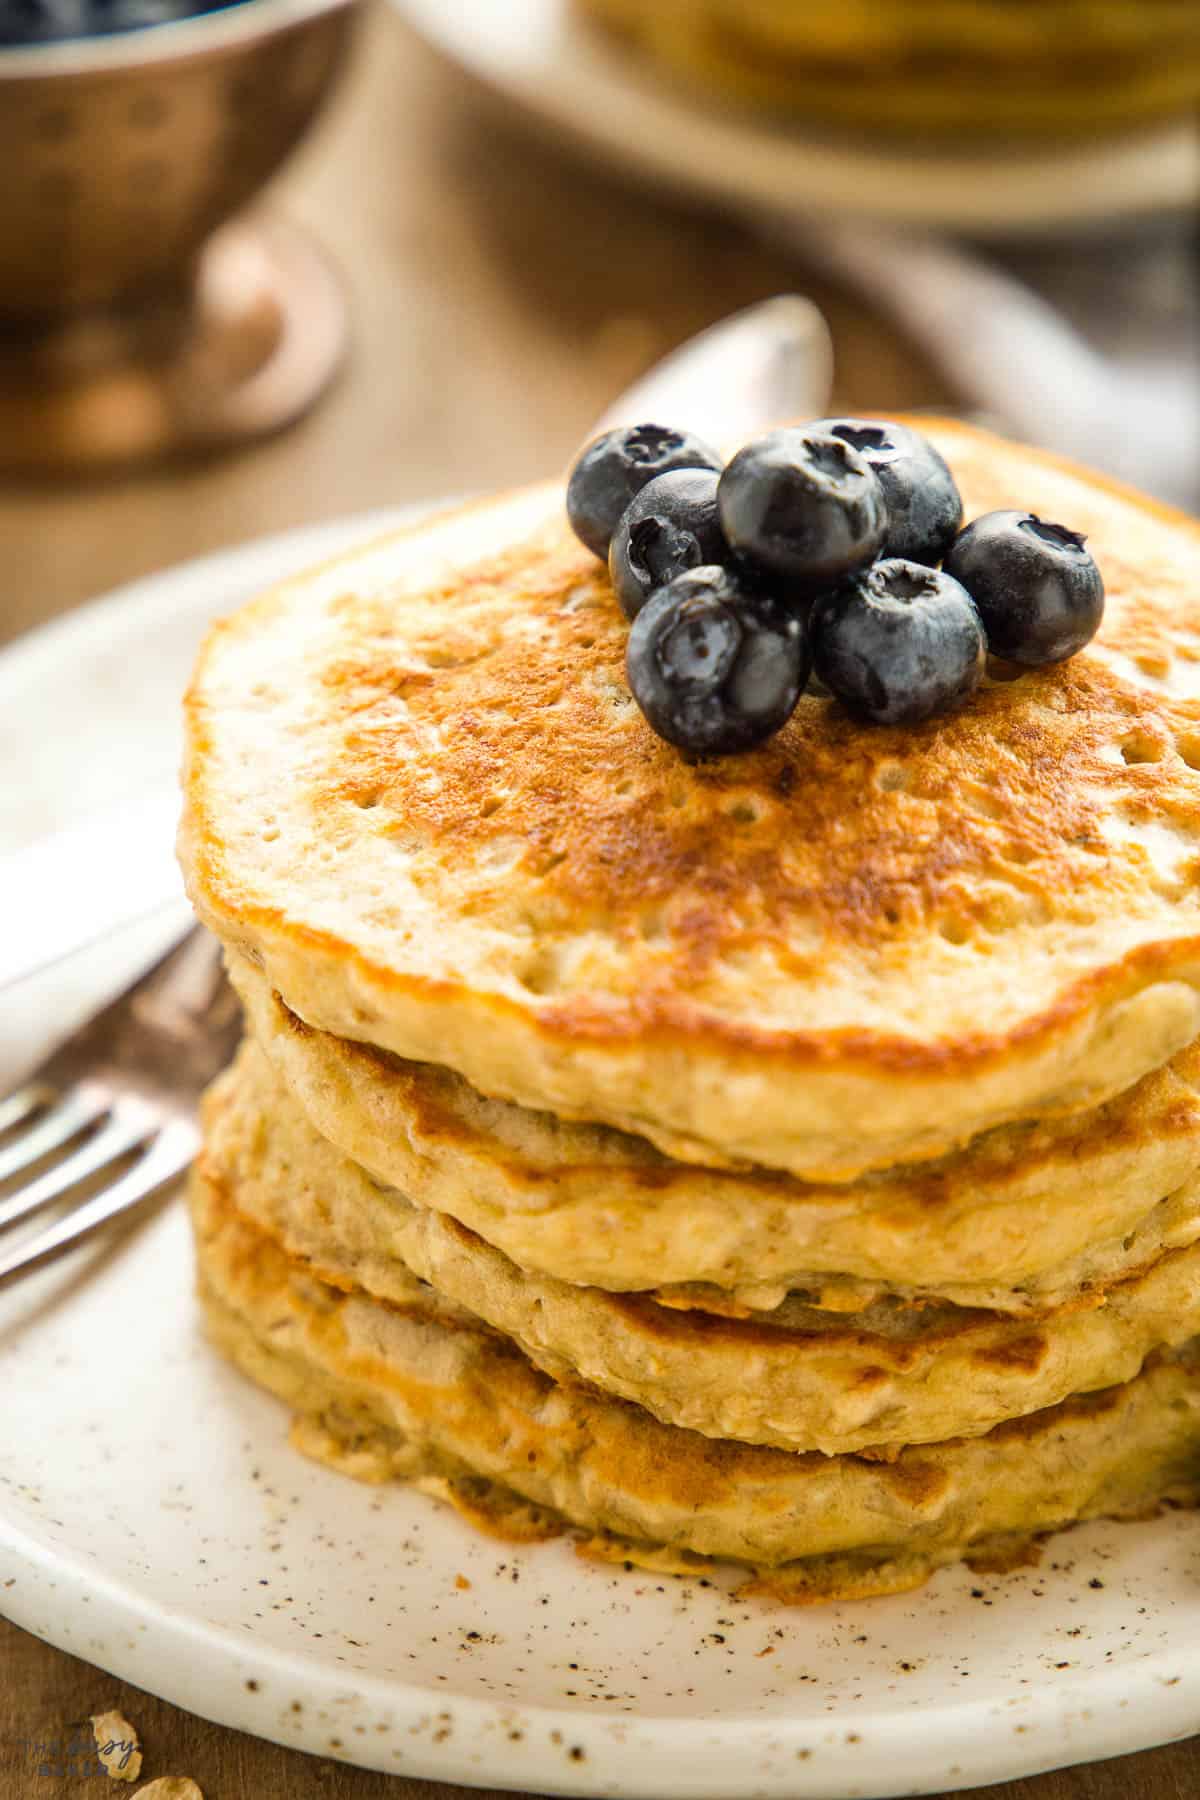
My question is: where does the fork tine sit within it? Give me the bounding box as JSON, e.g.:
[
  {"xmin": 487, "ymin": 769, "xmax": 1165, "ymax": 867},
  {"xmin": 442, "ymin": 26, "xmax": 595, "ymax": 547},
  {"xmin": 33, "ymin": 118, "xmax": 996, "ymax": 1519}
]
[
  {"xmin": 0, "ymin": 1119, "xmax": 198, "ymax": 1283},
  {"xmin": 0, "ymin": 1086, "xmax": 109, "ymax": 1185},
  {"xmin": 0, "ymin": 1107, "xmax": 157, "ymax": 1233},
  {"xmin": 0, "ymin": 1083, "xmax": 52, "ymax": 1138}
]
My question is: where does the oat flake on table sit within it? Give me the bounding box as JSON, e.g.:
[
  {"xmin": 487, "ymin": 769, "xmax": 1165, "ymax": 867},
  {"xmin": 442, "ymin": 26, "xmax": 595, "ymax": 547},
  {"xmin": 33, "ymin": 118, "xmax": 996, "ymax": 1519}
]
[{"xmin": 90, "ymin": 1710, "xmax": 142, "ymax": 1782}]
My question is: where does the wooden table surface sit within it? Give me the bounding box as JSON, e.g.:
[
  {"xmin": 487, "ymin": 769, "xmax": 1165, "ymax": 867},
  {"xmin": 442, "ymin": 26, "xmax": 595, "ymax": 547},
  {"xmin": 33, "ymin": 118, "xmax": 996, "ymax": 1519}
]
[{"xmin": 1, "ymin": 6, "xmax": 1197, "ymax": 1795}]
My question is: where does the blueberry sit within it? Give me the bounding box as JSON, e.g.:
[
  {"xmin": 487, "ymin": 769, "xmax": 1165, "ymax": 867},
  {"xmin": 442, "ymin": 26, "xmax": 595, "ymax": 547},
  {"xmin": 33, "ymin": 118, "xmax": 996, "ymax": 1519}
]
[
  {"xmin": 626, "ymin": 565, "xmax": 809, "ymax": 756},
  {"xmin": 608, "ymin": 469, "xmax": 729, "ymax": 620},
  {"xmin": 943, "ymin": 510, "xmax": 1104, "ymax": 666},
  {"xmin": 566, "ymin": 424, "xmax": 723, "ymax": 561},
  {"xmin": 812, "ymin": 559, "xmax": 985, "ymax": 726},
  {"xmin": 809, "ymin": 418, "xmax": 962, "ymax": 567},
  {"xmin": 717, "ymin": 428, "xmax": 887, "ymax": 592}
]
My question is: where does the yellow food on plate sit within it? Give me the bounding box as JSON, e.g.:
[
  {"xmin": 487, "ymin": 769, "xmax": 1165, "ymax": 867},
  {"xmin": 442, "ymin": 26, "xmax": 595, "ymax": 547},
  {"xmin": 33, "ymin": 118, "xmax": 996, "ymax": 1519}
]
[
  {"xmin": 179, "ymin": 418, "xmax": 1200, "ymax": 1597},
  {"xmin": 574, "ymin": 0, "xmax": 1200, "ymax": 138}
]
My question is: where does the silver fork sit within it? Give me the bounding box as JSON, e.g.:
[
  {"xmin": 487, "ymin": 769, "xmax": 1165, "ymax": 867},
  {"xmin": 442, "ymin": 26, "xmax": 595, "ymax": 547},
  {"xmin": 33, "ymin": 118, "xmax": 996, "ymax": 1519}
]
[{"xmin": 0, "ymin": 928, "xmax": 240, "ymax": 1283}]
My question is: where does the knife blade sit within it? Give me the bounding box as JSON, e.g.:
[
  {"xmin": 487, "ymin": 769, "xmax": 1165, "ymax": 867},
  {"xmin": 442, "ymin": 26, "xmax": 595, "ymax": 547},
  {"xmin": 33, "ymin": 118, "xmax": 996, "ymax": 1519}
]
[
  {"xmin": 593, "ymin": 294, "xmax": 834, "ymax": 447},
  {"xmin": 2, "ymin": 786, "xmax": 188, "ymax": 992}
]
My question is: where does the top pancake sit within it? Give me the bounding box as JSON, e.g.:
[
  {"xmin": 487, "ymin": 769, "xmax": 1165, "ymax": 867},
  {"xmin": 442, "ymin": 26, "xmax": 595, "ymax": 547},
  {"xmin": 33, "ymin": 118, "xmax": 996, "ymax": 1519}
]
[{"xmin": 180, "ymin": 422, "xmax": 1200, "ymax": 1179}]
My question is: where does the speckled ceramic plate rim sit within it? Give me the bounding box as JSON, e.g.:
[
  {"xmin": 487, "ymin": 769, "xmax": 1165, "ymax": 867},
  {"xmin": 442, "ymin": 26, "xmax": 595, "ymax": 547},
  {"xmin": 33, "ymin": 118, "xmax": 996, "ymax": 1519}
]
[
  {"xmin": 3, "ymin": 1470, "xmax": 1200, "ymax": 1798},
  {"xmin": 390, "ymin": 0, "xmax": 1200, "ymax": 238},
  {"xmin": 2, "ymin": 519, "xmax": 1200, "ymax": 1798}
]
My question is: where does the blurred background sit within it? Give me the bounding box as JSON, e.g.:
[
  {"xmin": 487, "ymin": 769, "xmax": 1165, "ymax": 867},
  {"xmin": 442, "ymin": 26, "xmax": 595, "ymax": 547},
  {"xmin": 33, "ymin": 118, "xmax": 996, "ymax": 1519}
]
[{"xmin": 2, "ymin": 0, "xmax": 1197, "ymax": 648}]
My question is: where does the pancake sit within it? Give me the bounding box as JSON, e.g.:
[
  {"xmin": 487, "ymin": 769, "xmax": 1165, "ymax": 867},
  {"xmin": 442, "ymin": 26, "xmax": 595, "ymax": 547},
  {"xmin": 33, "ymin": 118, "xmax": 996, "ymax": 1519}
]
[
  {"xmin": 191, "ymin": 1151, "xmax": 1200, "ymax": 1601},
  {"xmin": 576, "ymin": 0, "xmax": 1200, "ymax": 137},
  {"xmin": 180, "ymin": 423, "xmax": 1200, "ymax": 1182},
  {"xmin": 207, "ymin": 1039, "xmax": 1200, "ymax": 1456},
  {"xmin": 229, "ymin": 953, "xmax": 1200, "ymax": 1318}
]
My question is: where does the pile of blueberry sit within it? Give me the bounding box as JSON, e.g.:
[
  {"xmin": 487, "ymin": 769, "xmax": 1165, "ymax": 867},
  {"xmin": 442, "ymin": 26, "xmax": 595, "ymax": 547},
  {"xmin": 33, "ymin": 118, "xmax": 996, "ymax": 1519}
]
[
  {"xmin": 565, "ymin": 420, "xmax": 1105, "ymax": 757},
  {"xmin": 0, "ymin": 0, "xmax": 241, "ymax": 45}
]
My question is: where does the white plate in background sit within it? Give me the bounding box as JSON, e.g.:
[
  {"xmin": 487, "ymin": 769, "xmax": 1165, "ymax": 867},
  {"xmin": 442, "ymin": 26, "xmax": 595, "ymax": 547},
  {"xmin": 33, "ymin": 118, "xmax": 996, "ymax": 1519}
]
[
  {"xmin": 2, "ymin": 525, "xmax": 1200, "ymax": 1797},
  {"xmin": 393, "ymin": 0, "xmax": 1200, "ymax": 238}
]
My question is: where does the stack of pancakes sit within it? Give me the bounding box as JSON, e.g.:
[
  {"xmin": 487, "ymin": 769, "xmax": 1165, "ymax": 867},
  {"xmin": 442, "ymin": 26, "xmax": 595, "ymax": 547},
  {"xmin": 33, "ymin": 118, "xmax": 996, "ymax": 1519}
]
[
  {"xmin": 179, "ymin": 421, "xmax": 1200, "ymax": 1602},
  {"xmin": 575, "ymin": 0, "xmax": 1200, "ymax": 138}
]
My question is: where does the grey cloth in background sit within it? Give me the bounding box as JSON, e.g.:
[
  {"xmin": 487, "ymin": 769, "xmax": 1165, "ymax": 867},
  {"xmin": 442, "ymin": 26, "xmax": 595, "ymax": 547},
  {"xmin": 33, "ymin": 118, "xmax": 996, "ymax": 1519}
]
[
  {"xmin": 1005, "ymin": 223, "xmax": 1199, "ymax": 504},
  {"xmin": 774, "ymin": 214, "xmax": 1200, "ymax": 511}
]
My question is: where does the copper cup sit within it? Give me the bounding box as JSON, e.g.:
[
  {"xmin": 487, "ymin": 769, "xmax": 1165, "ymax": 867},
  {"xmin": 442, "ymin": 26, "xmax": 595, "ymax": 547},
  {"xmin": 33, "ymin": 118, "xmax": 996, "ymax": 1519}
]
[{"xmin": 0, "ymin": 0, "xmax": 360, "ymax": 474}]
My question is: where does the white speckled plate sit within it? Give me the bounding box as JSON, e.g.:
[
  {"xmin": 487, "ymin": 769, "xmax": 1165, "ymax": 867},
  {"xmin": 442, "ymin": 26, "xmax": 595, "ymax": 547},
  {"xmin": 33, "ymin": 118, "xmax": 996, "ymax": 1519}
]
[
  {"xmin": 392, "ymin": 0, "xmax": 1200, "ymax": 239},
  {"xmin": 3, "ymin": 523, "xmax": 1200, "ymax": 1798}
]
